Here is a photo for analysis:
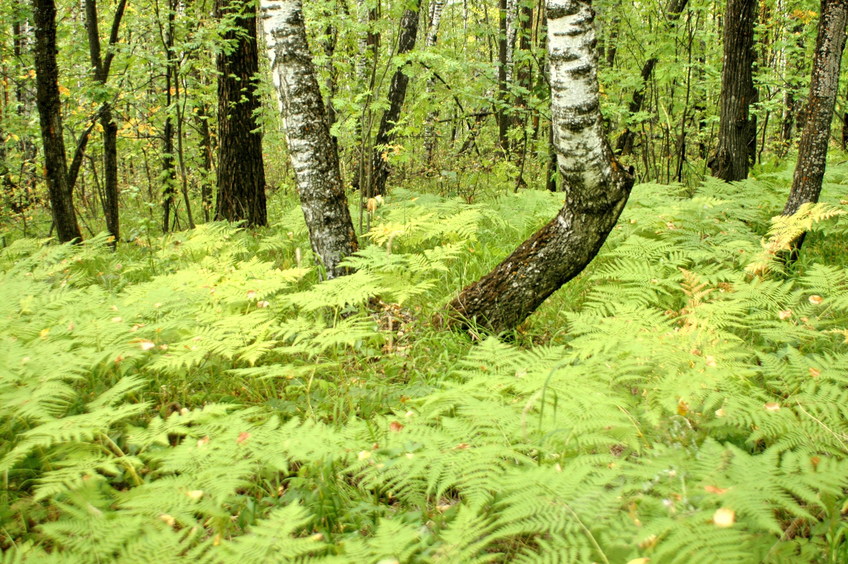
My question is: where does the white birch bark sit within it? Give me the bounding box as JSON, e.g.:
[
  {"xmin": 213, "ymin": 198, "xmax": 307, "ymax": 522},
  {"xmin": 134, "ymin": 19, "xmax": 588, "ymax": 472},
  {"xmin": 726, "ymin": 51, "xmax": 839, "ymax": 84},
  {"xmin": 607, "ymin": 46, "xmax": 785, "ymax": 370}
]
[
  {"xmin": 423, "ymin": 0, "xmax": 445, "ymax": 163},
  {"xmin": 426, "ymin": 0, "xmax": 444, "ymax": 48},
  {"xmin": 446, "ymin": 0, "xmax": 633, "ymax": 333},
  {"xmin": 261, "ymin": 0, "xmax": 359, "ymax": 279},
  {"xmin": 504, "ymin": 0, "xmax": 518, "ymax": 84}
]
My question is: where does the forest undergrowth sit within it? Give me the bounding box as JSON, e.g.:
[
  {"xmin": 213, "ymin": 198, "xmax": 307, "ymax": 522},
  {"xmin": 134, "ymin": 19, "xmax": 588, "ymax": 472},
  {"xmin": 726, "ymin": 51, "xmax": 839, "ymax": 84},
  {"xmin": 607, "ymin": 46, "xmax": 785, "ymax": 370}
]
[{"xmin": 2, "ymin": 162, "xmax": 848, "ymax": 563}]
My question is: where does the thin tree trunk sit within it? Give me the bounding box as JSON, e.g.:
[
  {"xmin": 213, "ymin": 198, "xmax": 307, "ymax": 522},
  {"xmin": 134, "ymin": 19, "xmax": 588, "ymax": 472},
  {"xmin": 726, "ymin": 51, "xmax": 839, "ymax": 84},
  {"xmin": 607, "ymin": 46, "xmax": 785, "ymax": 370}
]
[
  {"xmin": 709, "ymin": 0, "xmax": 757, "ymax": 181},
  {"xmin": 369, "ymin": 4, "xmax": 420, "ymax": 197},
  {"xmin": 352, "ymin": 2, "xmax": 379, "ymax": 192},
  {"xmin": 319, "ymin": 1, "xmax": 345, "ymax": 156},
  {"xmin": 160, "ymin": 0, "xmax": 177, "ymax": 232},
  {"xmin": 11, "ymin": 21, "xmax": 38, "ymax": 213},
  {"xmin": 215, "ymin": 0, "xmax": 267, "ymax": 227},
  {"xmin": 782, "ymin": 0, "xmax": 847, "ymax": 225},
  {"xmin": 496, "ymin": 0, "xmax": 509, "ymax": 153},
  {"xmin": 512, "ymin": 0, "xmax": 534, "ymax": 190},
  {"xmin": 423, "ymin": 0, "xmax": 445, "ymax": 165},
  {"xmin": 446, "ymin": 0, "xmax": 634, "ymax": 333},
  {"xmin": 196, "ymin": 101, "xmax": 214, "ymax": 222},
  {"xmin": 261, "ymin": 0, "xmax": 358, "ymax": 279},
  {"xmin": 85, "ymin": 0, "xmax": 127, "ymax": 243},
  {"xmin": 780, "ymin": 21, "xmax": 804, "ymax": 150},
  {"xmin": 174, "ymin": 69, "xmax": 194, "ymax": 229},
  {"xmin": 615, "ymin": 0, "xmax": 689, "ymax": 157},
  {"xmin": 32, "ymin": 0, "xmax": 83, "ymax": 243}
]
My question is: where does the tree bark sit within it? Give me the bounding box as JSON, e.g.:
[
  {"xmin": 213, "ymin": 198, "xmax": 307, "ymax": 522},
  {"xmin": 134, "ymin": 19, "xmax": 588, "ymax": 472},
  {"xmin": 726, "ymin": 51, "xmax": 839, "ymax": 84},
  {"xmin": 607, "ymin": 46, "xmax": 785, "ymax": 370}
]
[
  {"xmin": 85, "ymin": 0, "xmax": 127, "ymax": 243},
  {"xmin": 161, "ymin": 0, "xmax": 178, "ymax": 232},
  {"xmin": 261, "ymin": 0, "xmax": 358, "ymax": 279},
  {"xmin": 369, "ymin": 4, "xmax": 420, "ymax": 197},
  {"xmin": 709, "ymin": 0, "xmax": 757, "ymax": 181},
  {"xmin": 32, "ymin": 0, "xmax": 83, "ymax": 243},
  {"xmin": 196, "ymin": 101, "xmax": 214, "ymax": 222},
  {"xmin": 782, "ymin": 0, "xmax": 848, "ymax": 221},
  {"xmin": 446, "ymin": 0, "xmax": 634, "ymax": 333},
  {"xmin": 215, "ymin": 0, "xmax": 267, "ymax": 227}
]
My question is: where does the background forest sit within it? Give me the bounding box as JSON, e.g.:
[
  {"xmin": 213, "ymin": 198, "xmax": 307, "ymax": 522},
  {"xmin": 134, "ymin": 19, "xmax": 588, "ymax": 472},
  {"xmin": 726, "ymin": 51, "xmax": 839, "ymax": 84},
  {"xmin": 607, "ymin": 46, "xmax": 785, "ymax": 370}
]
[{"xmin": 2, "ymin": 0, "xmax": 848, "ymax": 562}]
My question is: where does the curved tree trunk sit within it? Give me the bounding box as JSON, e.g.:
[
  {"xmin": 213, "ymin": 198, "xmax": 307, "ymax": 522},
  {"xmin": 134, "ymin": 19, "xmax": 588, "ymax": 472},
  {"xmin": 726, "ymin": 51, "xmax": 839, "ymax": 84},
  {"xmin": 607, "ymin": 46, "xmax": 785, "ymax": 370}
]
[
  {"xmin": 709, "ymin": 0, "xmax": 757, "ymax": 181},
  {"xmin": 215, "ymin": 0, "xmax": 267, "ymax": 227},
  {"xmin": 446, "ymin": 0, "xmax": 634, "ymax": 333},
  {"xmin": 261, "ymin": 0, "xmax": 358, "ymax": 279},
  {"xmin": 369, "ymin": 4, "xmax": 420, "ymax": 197},
  {"xmin": 782, "ymin": 0, "xmax": 848, "ymax": 221},
  {"xmin": 33, "ymin": 0, "xmax": 83, "ymax": 243}
]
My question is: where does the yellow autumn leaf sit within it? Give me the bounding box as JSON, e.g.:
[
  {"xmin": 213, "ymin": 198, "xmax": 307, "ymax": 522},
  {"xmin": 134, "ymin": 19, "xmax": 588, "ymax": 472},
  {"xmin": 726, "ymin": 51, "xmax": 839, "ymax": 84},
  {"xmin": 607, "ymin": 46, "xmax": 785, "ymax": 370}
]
[
  {"xmin": 185, "ymin": 490, "xmax": 204, "ymax": 500},
  {"xmin": 159, "ymin": 514, "xmax": 176, "ymax": 527},
  {"xmin": 713, "ymin": 507, "xmax": 735, "ymax": 527}
]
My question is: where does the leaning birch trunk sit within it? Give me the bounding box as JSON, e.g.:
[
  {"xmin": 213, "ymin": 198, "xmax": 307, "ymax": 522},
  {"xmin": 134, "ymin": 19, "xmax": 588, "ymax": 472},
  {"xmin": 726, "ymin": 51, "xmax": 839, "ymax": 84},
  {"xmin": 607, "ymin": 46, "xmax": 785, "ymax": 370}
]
[
  {"xmin": 261, "ymin": 0, "xmax": 358, "ymax": 278},
  {"xmin": 446, "ymin": 0, "xmax": 634, "ymax": 333}
]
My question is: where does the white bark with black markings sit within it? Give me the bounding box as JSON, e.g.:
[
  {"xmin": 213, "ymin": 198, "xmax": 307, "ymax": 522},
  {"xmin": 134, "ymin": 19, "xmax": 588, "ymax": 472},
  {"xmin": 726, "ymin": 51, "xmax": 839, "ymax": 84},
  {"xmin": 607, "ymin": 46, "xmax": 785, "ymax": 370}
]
[
  {"xmin": 261, "ymin": 0, "xmax": 358, "ymax": 278},
  {"xmin": 447, "ymin": 0, "xmax": 633, "ymax": 333}
]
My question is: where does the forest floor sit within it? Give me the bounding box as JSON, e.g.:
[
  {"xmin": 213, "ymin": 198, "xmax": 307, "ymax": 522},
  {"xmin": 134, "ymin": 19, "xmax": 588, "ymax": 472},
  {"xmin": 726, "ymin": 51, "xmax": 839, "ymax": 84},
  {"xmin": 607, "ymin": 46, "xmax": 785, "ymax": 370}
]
[{"xmin": 2, "ymin": 160, "xmax": 848, "ymax": 562}]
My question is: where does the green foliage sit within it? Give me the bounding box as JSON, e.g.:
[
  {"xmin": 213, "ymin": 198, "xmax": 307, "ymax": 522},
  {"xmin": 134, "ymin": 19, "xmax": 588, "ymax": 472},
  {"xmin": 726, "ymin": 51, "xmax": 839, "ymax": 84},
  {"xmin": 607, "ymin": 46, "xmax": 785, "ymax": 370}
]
[{"xmin": 2, "ymin": 178, "xmax": 848, "ymax": 563}]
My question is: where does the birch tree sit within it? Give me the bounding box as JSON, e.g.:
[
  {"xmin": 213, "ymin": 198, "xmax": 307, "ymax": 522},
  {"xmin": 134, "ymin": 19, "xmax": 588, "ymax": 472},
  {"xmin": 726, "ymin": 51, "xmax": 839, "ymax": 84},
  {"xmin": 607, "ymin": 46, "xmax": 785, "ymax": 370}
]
[
  {"xmin": 261, "ymin": 0, "xmax": 358, "ymax": 278},
  {"xmin": 446, "ymin": 0, "xmax": 634, "ymax": 333}
]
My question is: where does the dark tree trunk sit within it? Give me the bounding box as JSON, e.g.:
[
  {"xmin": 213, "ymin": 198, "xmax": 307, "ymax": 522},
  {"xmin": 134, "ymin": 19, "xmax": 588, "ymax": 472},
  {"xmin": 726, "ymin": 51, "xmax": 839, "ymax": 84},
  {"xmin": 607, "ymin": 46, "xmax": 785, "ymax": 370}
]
[
  {"xmin": 369, "ymin": 5, "xmax": 420, "ymax": 197},
  {"xmin": 319, "ymin": 1, "xmax": 346, "ymax": 157},
  {"xmin": 161, "ymin": 0, "xmax": 178, "ymax": 232},
  {"xmin": 615, "ymin": 0, "xmax": 689, "ymax": 157},
  {"xmin": 446, "ymin": 0, "xmax": 634, "ymax": 333},
  {"xmin": 10, "ymin": 21, "xmax": 38, "ymax": 214},
  {"xmin": 196, "ymin": 102, "xmax": 214, "ymax": 222},
  {"xmin": 32, "ymin": 0, "xmax": 83, "ymax": 243},
  {"xmin": 842, "ymin": 82, "xmax": 848, "ymax": 151},
  {"xmin": 262, "ymin": 0, "xmax": 358, "ymax": 279},
  {"xmin": 85, "ymin": 0, "xmax": 127, "ymax": 243},
  {"xmin": 511, "ymin": 0, "xmax": 534, "ymax": 190},
  {"xmin": 215, "ymin": 0, "xmax": 267, "ymax": 227},
  {"xmin": 780, "ymin": 22, "xmax": 804, "ymax": 150},
  {"xmin": 709, "ymin": 0, "xmax": 757, "ymax": 181},
  {"xmin": 782, "ymin": 0, "xmax": 847, "ymax": 224},
  {"xmin": 351, "ymin": 2, "xmax": 380, "ymax": 192},
  {"xmin": 100, "ymin": 104, "xmax": 119, "ymax": 238}
]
